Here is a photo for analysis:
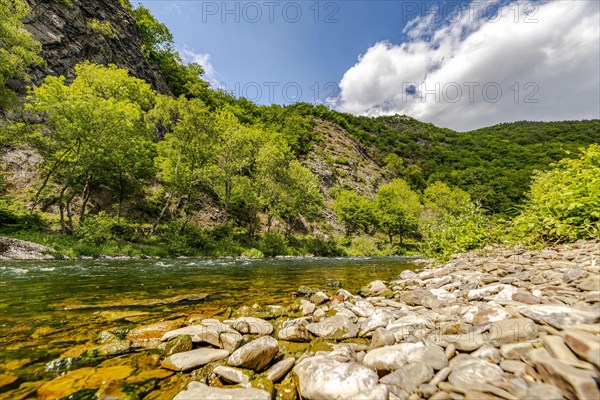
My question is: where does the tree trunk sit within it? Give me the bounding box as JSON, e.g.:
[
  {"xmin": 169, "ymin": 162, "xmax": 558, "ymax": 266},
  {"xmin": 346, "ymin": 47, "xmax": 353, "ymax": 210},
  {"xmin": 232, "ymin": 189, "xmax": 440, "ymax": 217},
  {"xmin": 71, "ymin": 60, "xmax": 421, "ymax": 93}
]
[{"xmin": 152, "ymin": 192, "xmax": 172, "ymax": 233}]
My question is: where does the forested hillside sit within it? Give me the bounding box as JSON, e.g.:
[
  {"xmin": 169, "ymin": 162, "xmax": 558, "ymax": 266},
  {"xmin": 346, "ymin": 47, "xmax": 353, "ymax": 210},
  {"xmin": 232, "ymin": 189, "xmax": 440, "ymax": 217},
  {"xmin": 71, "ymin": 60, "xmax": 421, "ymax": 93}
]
[{"xmin": 1, "ymin": 0, "xmax": 598, "ymax": 260}]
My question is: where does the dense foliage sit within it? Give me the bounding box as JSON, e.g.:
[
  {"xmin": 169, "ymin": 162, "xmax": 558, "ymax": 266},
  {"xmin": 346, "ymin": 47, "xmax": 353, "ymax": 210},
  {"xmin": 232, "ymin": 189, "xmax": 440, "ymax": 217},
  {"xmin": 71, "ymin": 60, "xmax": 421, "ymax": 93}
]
[
  {"xmin": 0, "ymin": 0, "xmax": 43, "ymax": 110},
  {"xmin": 0, "ymin": 2, "xmax": 597, "ymax": 260},
  {"xmin": 512, "ymin": 144, "xmax": 600, "ymax": 244},
  {"xmin": 289, "ymin": 105, "xmax": 599, "ymax": 213}
]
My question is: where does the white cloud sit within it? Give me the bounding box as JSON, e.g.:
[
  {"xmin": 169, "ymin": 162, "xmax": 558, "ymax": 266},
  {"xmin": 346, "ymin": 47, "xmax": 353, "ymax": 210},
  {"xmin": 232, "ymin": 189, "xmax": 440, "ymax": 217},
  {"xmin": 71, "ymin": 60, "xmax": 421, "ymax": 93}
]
[
  {"xmin": 180, "ymin": 48, "xmax": 219, "ymax": 86},
  {"xmin": 336, "ymin": 1, "xmax": 600, "ymax": 131}
]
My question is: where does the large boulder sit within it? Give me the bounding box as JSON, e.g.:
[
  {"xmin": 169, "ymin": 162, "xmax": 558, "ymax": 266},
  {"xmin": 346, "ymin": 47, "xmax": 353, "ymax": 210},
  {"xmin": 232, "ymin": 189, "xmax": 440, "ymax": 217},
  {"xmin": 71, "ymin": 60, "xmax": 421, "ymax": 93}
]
[
  {"xmin": 227, "ymin": 336, "xmax": 279, "ymax": 371},
  {"xmin": 293, "ymin": 355, "xmax": 379, "ymax": 400},
  {"xmin": 362, "ymin": 342, "xmax": 448, "ymax": 372}
]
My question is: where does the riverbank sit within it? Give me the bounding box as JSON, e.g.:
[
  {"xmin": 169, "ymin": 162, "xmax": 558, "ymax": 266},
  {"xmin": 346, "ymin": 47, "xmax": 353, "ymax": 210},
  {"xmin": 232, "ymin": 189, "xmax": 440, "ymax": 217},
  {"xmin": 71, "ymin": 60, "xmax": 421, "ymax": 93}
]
[{"xmin": 2, "ymin": 239, "xmax": 597, "ymax": 399}]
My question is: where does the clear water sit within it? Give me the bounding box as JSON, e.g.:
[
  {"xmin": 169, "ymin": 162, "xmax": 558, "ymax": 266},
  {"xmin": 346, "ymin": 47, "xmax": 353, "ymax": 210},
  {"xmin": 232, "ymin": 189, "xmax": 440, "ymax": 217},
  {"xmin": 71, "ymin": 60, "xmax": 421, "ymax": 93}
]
[{"xmin": 0, "ymin": 257, "xmax": 416, "ymax": 391}]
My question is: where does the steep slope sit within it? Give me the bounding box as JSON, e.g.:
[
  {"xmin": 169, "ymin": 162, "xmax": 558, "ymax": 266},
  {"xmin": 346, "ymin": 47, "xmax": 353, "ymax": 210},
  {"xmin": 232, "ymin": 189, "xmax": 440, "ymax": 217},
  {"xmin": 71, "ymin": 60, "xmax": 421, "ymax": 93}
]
[{"xmin": 22, "ymin": 0, "xmax": 170, "ymax": 93}]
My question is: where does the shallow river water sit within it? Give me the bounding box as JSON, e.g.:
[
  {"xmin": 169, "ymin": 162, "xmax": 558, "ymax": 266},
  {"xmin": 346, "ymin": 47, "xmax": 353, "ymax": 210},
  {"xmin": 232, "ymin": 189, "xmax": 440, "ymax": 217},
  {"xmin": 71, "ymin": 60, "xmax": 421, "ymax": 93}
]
[{"xmin": 0, "ymin": 257, "xmax": 417, "ymax": 396}]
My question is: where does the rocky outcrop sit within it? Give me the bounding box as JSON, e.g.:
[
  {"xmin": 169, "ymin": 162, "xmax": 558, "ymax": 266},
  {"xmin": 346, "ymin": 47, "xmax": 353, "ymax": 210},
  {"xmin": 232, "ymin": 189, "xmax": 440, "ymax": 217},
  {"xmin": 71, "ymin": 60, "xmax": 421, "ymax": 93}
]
[
  {"xmin": 0, "ymin": 236, "xmax": 54, "ymax": 259},
  {"xmin": 23, "ymin": 0, "xmax": 170, "ymax": 94}
]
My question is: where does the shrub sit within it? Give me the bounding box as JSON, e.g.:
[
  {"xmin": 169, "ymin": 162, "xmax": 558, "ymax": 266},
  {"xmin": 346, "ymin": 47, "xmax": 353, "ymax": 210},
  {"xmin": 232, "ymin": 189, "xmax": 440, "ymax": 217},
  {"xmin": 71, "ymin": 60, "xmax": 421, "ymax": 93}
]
[
  {"xmin": 241, "ymin": 248, "xmax": 264, "ymax": 259},
  {"xmin": 419, "ymin": 203, "xmax": 491, "ymax": 262},
  {"xmin": 259, "ymin": 232, "xmax": 288, "ymax": 257},
  {"xmin": 346, "ymin": 236, "xmax": 379, "ymax": 257},
  {"xmin": 76, "ymin": 212, "xmax": 115, "ymax": 246},
  {"xmin": 87, "ymin": 19, "xmax": 116, "ymax": 38},
  {"xmin": 512, "ymin": 144, "xmax": 600, "ymax": 243}
]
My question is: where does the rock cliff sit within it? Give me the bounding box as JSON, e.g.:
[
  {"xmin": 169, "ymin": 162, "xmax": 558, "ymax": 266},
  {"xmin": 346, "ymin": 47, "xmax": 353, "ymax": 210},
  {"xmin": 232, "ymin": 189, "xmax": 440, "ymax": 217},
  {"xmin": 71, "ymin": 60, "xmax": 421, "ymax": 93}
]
[{"xmin": 22, "ymin": 0, "xmax": 170, "ymax": 94}]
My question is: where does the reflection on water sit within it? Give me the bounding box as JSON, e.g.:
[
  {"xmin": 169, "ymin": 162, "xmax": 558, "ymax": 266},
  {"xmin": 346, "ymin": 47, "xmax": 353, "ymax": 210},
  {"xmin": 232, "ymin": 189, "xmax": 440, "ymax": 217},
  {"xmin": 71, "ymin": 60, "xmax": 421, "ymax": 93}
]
[{"xmin": 0, "ymin": 257, "xmax": 416, "ymax": 390}]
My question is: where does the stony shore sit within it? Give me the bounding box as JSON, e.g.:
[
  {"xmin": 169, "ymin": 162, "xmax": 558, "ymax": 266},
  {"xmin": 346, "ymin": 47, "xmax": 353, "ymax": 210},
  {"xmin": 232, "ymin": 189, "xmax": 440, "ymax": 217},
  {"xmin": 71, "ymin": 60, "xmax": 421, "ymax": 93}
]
[{"xmin": 23, "ymin": 239, "xmax": 600, "ymax": 399}]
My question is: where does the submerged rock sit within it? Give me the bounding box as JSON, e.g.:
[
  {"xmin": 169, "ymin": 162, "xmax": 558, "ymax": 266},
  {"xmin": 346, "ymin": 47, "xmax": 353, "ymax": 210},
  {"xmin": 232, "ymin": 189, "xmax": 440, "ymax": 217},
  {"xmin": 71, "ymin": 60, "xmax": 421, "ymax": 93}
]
[{"xmin": 161, "ymin": 348, "xmax": 229, "ymax": 372}]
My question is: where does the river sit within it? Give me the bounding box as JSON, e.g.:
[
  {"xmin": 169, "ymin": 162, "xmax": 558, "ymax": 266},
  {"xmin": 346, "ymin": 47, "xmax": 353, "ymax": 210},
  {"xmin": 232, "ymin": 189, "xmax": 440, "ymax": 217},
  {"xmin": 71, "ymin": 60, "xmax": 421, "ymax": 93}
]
[{"xmin": 0, "ymin": 257, "xmax": 417, "ymax": 395}]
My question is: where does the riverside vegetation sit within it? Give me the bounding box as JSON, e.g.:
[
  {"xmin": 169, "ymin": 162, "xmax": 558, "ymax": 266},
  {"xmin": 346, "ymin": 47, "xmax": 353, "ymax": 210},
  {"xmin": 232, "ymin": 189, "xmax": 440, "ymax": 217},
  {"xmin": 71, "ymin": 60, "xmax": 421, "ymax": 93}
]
[{"xmin": 0, "ymin": 0, "xmax": 599, "ymax": 261}]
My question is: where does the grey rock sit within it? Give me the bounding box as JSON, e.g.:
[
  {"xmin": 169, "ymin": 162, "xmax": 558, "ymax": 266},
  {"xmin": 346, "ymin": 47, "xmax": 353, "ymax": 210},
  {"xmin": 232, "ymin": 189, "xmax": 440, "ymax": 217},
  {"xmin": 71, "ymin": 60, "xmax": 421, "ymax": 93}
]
[
  {"xmin": 563, "ymin": 328, "xmax": 600, "ymax": 367},
  {"xmin": 173, "ymin": 382, "xmax": 270, "ymax": 400},
  {"xmin": 224, "ymin": 317, "xmax": 274, "ymax": 335},
  {"xmin": 300, "ymin": 300, "xmax": 317, "ymax": 316},
  {"xmin": 500, "ymin": 342, "xmax": 534, "ymax": 360},
  {"xmin": 0, "ymin": 236, "xmax": 54, "ymax": 260},
  {"xmin": 306, "ymin": 314, "xmax": 358, "ymax": 339},
  {"xmin": 518, "ymin": 304, "xmax": 598, "ymax": 329},
  {"xmin": 360, "ymin": 309, "xmax": 394, "ymax": 336},
  {"xmin": 448, "ymin": 358, "xmax": 504, "ymax": 387},
  {"xmin": 370, "ymin": 327, "xmax": 395, "ymax": 349},
  {"xmin": 310, "ymin": 291, "xmax": 329, "ymax": 305},
  {"xmin": 499, "ymin": 360, "xmax": 526, "ymax": 375},
  {"xmin": 363, "ymin": 342, "xmax": 448, "ymax": 372},
  {"xmin": 525, "ymin": 383, "xmax": 564, "ymax": 400},
  {"xmin": 471, "ymin": 346, "xmax": 500, "ymax": 364},
  {"xmin": 577, "ymin": 277, "xmax": 600, "ymax": 292},
  {"xmin": 265, "ymin": 357, "xmax": 295, "ymax": 382},
  {"xmin": 227, "ymin": 336, "xmax": 279, "ymax": 371},
  {"xmin": 161, "ymin": 348, "xmax": 230, "ymax": 371},
  {"xmin": 486, "ymin": 318, "xmax": 538, "ymax": 346},
  {"xmin": 380, "ymin": 362, "xmax": 434, "ymax": 392},
  {"xmin": 213, "ymin": 365, "xmax": 249, "ymax": 384},
  {"xmin": 278, "ymin": 324, "xmax": 310, "ymax": 342},
  {"xmin": 294, "ymin": 355, "xmax": 379, "ymax": 400},
  {"xmin": 526, "ymin": 348, "xmax": 599, "ymax": 400}
]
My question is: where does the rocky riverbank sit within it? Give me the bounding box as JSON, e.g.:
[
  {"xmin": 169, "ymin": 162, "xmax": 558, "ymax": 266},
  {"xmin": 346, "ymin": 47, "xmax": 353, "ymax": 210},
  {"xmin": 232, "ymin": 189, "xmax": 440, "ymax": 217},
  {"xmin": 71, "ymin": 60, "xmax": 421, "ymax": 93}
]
[{"xmin": 9, "ymin": 239, "xmax": 599, "ymax": 400}]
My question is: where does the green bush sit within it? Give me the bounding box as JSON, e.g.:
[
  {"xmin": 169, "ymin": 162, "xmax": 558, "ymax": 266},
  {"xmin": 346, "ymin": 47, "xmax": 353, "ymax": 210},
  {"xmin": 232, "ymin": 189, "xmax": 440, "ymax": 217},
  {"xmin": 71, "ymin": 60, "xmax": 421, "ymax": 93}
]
[
  {"xmin": 419, "ymin": 203, "xmax": 491, "ymax": 262},
  {"xmin": 0, "ymin": 201, "xmax": 45, "ymax": 233},
  {"xmin": 241, "ymin": 248, "xmax": 264, "ymax": 259},
  {"xmin": 259, "ymin": 232, "xmax": 288, "ymax": 257},
  {"xmin": 512, "ymin": 144, "xmax": 600, "ymax": 243},
  {"xmin": 346, "ymin": 236, "xmax": 379, "ymax": 256},
  {"xmin": 76, "ymin": 212, "xmax": 115, "ymax": 246}
]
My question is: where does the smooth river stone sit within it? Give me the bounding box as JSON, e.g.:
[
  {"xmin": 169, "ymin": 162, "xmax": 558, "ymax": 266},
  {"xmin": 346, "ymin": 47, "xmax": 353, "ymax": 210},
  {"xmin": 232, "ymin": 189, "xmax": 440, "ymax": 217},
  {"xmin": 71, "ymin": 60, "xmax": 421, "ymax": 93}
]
[
  {"xmin": 265, "ymin": 357, "xmax": 295, "ymax": 382},
  {"xmin": 161, "ymin": 348, "xmax": 229, "ymax": 371},
  {"xmin": 227, "ymin": 336, "xmax": 279, "ymax": 371},
  {"xmin": 448, "ymin": 358, "xmax": 504, "ymax": 387},
  {"xmin": 224, "ymin": 317, "xmax": 274, "ymax": 335},
  {"xmin": 174, "ymin": 382, "xmax": 271, "ymax": 400},
  {"xmin": 293, "ymin": 355, "xmax": 379, "ymax": 400},
  {"xmin": 518, "ymin": 305, "xmax": 598, "ymax": 329},
  {"xmin": 362, "ymin": 342, "xmax": 448, "ymax": 372},
  {"xmin": 306, "ymin": 314, "xmax": 359, "ymax": 339}
]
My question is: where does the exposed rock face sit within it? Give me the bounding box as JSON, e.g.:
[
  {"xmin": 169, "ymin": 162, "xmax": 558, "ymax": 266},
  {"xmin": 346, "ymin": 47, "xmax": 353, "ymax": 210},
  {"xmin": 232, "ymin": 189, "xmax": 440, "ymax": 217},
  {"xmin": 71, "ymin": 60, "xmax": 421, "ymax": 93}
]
[
  {"xmin": 23, "ymin": 0, "xmax": 170, "ymax": 94},
  {"xmin": 0, "ymin": 236, "xmax": 54, "ymax": 260}
]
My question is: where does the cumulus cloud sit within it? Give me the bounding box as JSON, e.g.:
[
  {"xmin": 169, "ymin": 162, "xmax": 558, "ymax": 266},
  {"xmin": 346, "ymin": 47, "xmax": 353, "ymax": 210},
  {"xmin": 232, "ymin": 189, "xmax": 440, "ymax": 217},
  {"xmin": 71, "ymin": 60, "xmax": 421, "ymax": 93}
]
[
  {"xmin": 336, "ymin": 1, "xmax": 600, "ymax": 131},
  {"xmin": 180, "ymin": 47, "xmax": 219, "ymax": 85}
]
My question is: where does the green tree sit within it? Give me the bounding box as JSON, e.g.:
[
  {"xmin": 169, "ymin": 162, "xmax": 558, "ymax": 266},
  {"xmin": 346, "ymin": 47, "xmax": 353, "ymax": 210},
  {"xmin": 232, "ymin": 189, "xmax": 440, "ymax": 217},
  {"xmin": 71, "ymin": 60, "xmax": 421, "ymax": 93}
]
[
  {"xmin": 277, "ymin": 160, "xmax": 323, "ymax": 233},
  {"xmin": 513, "ymin": 144, "xmax": 600, "ymax": 243},
  {"xmin": 153, "ymin": 95, "xmax": 214, "ymax": 229},
  {"xmin": 206, "ymin": 110, "xmax": 261, "ymax": 222},
  {"xmin": 26, "ymin": 62, "xmax": 156, "ymax": 232},
  {"xmin": 0, "ymin": 0, "xmax": 43, "ymax": 109},
  {"xmin": 333, "ymin": 190, "xmax": 376, "ymax": 236},
  {"xmin": 375, "ymin": 179, "xmax": 421, "ymax": 244},
  {"xmin": 423, "ymin": 181, "xmax": 471, "ymax": 217}
]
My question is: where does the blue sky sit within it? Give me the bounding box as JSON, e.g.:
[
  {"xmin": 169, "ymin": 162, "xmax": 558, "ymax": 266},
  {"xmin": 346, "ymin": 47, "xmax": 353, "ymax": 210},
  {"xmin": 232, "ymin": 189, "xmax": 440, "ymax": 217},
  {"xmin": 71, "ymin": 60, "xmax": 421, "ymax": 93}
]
[
  {"xmin": 138, "ymin": 0, "xmax": 600, "ymax": 131},
  {"xmin": 137, "ymin": 1, "xmax": 468, "ymax": 104}
]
